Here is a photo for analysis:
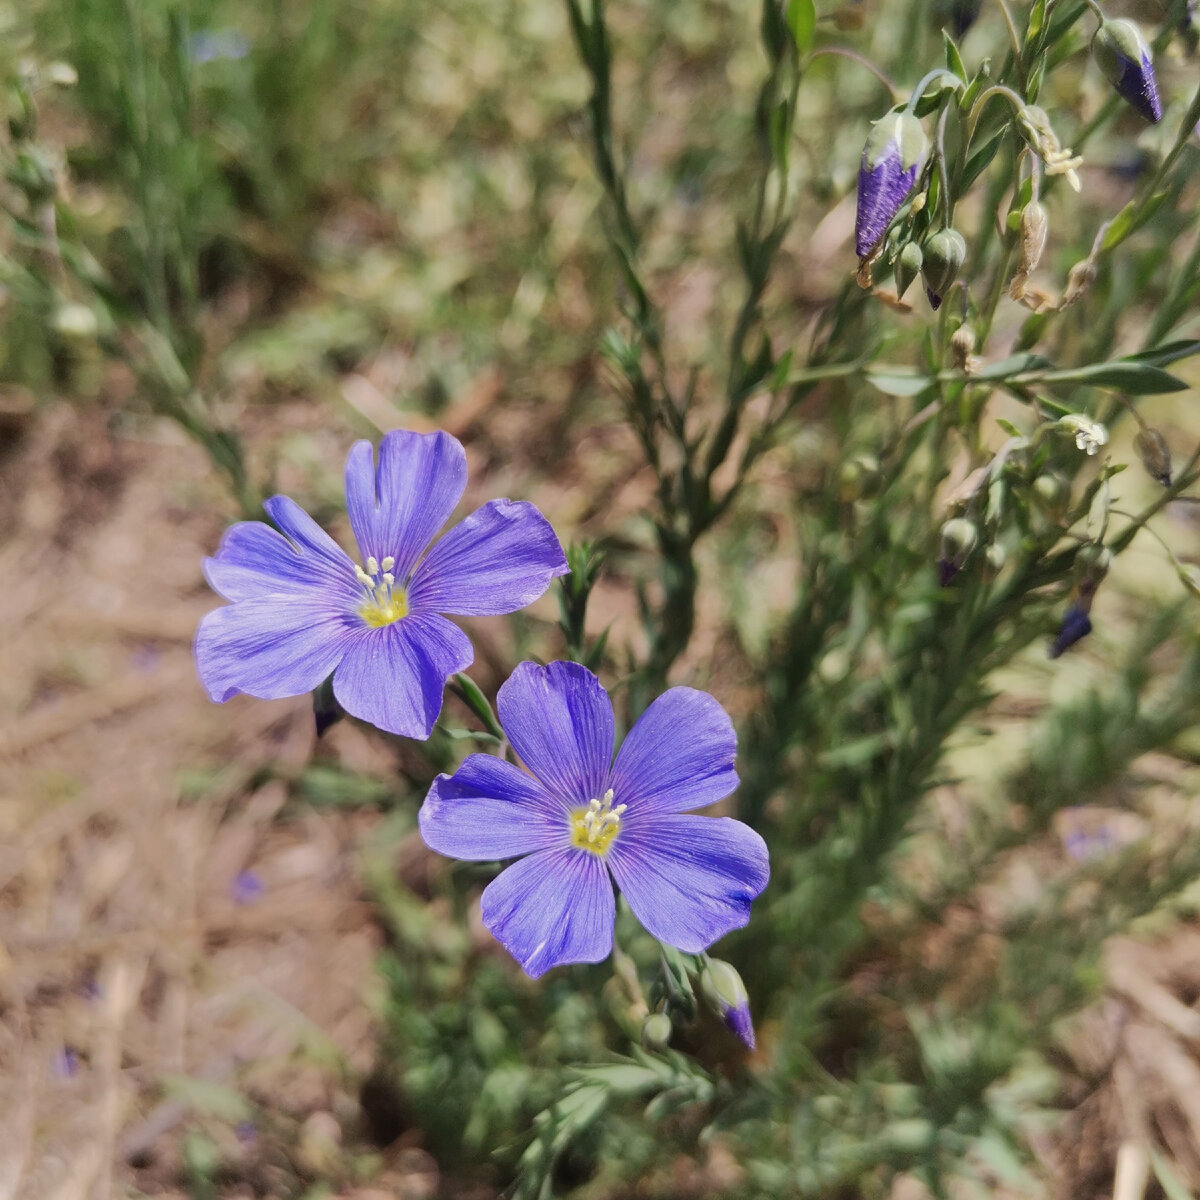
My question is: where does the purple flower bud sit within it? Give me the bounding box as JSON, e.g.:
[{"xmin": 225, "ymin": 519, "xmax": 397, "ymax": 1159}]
[
  {"xmin": 1049, "ymin": 605, "xmax": 1092, "ymax": 659},
  {"xmin": 722, "ymin": 1001, "xmax": 756, "ymax": 1050},
  {"xmin": 1092, "ymin": 20, "xmax": 1162, "ymax": 124},
  {"xmin": 701, "ymin": 959, "xmax": 756, "ymax": 1051},
  {"xmin": 855, "ymin": 111, "xmax": 928, "ymax": 259}
]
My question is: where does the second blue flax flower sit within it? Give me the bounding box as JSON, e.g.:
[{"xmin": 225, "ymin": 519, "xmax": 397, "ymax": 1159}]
[{"xmin": 419, "ymin": 661, "xmax": 770, "ymax": 978}]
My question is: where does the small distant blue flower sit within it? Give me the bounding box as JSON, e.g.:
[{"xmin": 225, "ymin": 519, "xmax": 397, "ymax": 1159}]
[
  {"xmin": 1049, "ymin": 604, "xmax": 1092, "ymax": 658},
  {"xmin": 231, "ymin": 870, "xmax": 264, "ymax": 905},
  {"xmin": 418, "ymin": 661, "xmax": 770, "ymax": 978},
  {"xmin": 855, "ymin": 111, "xmax": 928, "ymax": 259},
  {"xmin": 196, "ymin": 430, "xmax": 568, "ymax": 740},
  {"xmin": 1091, "ymin": 19, "xmax": 1162, "ymax": 124},
  {"xmin": 189, "ymin": 29, "xmax": 250, "ymax": 65}
]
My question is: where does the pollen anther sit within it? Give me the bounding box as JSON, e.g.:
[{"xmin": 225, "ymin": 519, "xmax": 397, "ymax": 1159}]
[{"xmin": 570, "ymin": 788, "xmax": 625, "ymax": 854}]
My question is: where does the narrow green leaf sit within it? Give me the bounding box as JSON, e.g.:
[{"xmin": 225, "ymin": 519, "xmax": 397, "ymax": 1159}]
[
  {"xmin": 1121, "ymin": 340, "xmax": 1200, "ymax": 369},
  {"xmin": 943, "ymin": 31, "xmax": 966, "ymax": 81},
  {"xmin": 973, "ymin": 353, "xmax": 1052, "ymax": 381},
  {"xmin": 1101, "ymin": 190, "xmax": 1170, "ymax": 251},
  {"xmin": 1149, "ymin": 1150, "xmax": 1195, "ymax": 1200},
  {"xmin": 1037, "ymin": 362, "xmax": 1188, "ymax": 394},
  {"xmin": 866, "ymin": 370, "xmax": 935, "ymax": 397},
  {"xmin": 786, "ymin": 0, "xmax": 816, "ymax": 54},
  {"xmin": 452, "ymin": 673, "xmax": 506, "ymax": 740}
]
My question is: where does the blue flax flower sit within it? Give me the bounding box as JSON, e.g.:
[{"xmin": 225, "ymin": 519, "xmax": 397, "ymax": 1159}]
[
  {"xmin": 196, "ymin": 430, "xmax": 568, "ymax": 739},
  {"xmin": 418, "ymin": 661, "xmax": 770, "ymax": 978}
]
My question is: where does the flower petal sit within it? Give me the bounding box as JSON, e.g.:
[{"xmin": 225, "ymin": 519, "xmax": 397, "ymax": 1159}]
[
  {"xmin": 195, "ymin": 596, "xmax": 361, "ymax": 703},
  {"xmin": 480, "ymin": 848, "xmax": 614, "ymax": 978},
  {"xmin": 264, "ymin": 496, "xmax": 361, "ymax": 587},
  {"xmin": 609, "ymin": 688, "xmax": 737, "ymax": 816},
  {"xmin": 203, "ymin": 516, "xmax": 358, "ymax": 603},
  {"xmin": 855, "ymin": 154, "xmax": 920, "ymax": 259},
  {"xmin": 496, "ymin": 661, "xmax": 614, "ymax": 805},
  {"xmin": 332, "ymin": 613, "xmax": 472, "ymax": 739},
  {"xmin": 419, "ymin": 755, "xmax": 567, "ymax": 860},
  {"xmin": 344, "ymin": 431, "xmax": 467, "ymax": 577},
  {"xmin": 607, "ymin": 815, "xmax": 769, "ymax": 954},
  {"xmin": 406, "ymin": 499, "xmax": 568, "ymax": 616}
]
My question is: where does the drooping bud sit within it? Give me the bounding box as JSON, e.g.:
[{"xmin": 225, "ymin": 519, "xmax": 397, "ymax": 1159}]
[
  {"xmin": 1049, "ymin": 604, "xmax": 1093, "ymax": 658},
  {"xmin": 1135, "ymin": 428, "xmax": 1172, "ymax": 487},
  {"xmin": 937, "ymin": 517, "xmax": 978, "ymax": 586},
  {"xmin": 1018, "ymin": 106, "xmax": 1083, "ymax": 190},
  {"xmin": 1060, "ymin": 258, "xmax": 1097, "ymax": 309},
  {"xmin": 950, "ymin": 324, "xmax": 978, "ymax": 373},
  {"xmin": 1092, "ymin": 19, "xmax": 1163, "ymax": 124},
  {"xmin": 1010, "ymin": 200, "xmax": 1049, "ymax": 300},
  {"xmin": 641, "ymin": 1012, "xmax": 672, "ymax": 1052},
  {"xmin": 894, "ymin": 242, "xmax": 923, "ymax": 300},
  {"xmin": 855, "ymin": 111, "xmax": 929, "ymax": 259},
  {"xmin": 921, "ymin": 228, "xmax": 967, "ymax": 310},
  {"xmin": 701, "ymin": 959, "xmax": 756, "ymax": 1050}
]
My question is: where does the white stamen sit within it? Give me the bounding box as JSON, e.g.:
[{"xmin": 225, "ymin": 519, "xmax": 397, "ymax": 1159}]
[
  {"xmin": 579, "ymin": 788, "xmax": 623, "ymax": 845},
  {"xmin": 382, "ymin": 572, "xmax": 395, "ymax": 587},
  {"xmin": 381, "ymin": 556, "xmax": 395, "ymax": 572},
  {"xmin": 366, "ymin": 556, "xmax": 380, "ymax": 576}
]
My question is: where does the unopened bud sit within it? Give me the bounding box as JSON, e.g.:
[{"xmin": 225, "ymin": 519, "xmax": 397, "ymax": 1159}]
[
  {"xmin": 1092, "ymin": 19, "xmax": 1162, "ymax": 124},
  {"xmin": 1135, "ymin": 428, "xmax": 1171, "ymax": 487},
  {"xmin": 894, "ymin": 242, "xmax": 923, "ymax": 300},
  {"xmin": 1060, "ymin": 259, "xmax": 1097, "ymax": 309},
  {"xmin": 701, "ymin": 960, "xmax": 756, "ymax": 1050},
  {"xmin": 938, "ymin": 517, "xmax": 978, "ymax": 586},
  {"xmin": 641, "ymin": 1012, "xmax": 672, "ymax": 1052},
  {"xmin": 921, "ymin": 228, "xmax": 967, "ymax": 310},
  {"xmin": 983, "ymin": 543, "xmax": 1007, "ymax": 576},
  {"xmin": 856, "ymin": 111, "xmax": 929, "ymax": 259},
  {"xmin": 838, "ymin": 453, "xmax": 883, "ymax": 502},
  {"xmin": 1032, "ymin": 471, "xmax": 1070, "ymax": 522}
]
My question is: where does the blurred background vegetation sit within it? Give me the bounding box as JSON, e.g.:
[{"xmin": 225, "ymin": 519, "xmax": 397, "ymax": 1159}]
[{"xmin": 1, "ymin": 0, "xmax": 1199, "ymax": 1197}]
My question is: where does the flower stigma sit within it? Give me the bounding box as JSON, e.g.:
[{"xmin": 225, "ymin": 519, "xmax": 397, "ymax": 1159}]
[
  {"xmin": 570, "ymin": 788, "xmax": 626, "ymax": 855},
  {"xmin": 355, "ymin": 554, "xmax": 408, "ymax": 627}
]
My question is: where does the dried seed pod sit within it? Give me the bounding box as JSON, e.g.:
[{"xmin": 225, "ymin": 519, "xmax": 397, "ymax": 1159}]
[{"xmin": 1135, "ymin": 427, "xmax": 1172, "ymax": 487}]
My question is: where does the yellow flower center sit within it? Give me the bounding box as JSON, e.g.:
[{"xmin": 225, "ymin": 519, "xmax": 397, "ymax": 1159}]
[
  {"xmin": 355, "ymin": 555, "xmax": 408, "ymax": 628},
  {"xmin": 569, "ymin": 788, "xmax": 626, "ymax": 855}
]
